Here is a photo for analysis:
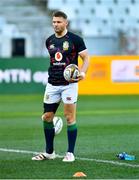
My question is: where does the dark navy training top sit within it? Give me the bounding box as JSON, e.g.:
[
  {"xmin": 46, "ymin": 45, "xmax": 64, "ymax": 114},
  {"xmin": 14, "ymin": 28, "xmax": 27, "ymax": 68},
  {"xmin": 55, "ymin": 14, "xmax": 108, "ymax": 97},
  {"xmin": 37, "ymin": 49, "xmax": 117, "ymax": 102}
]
[{"xmin": 45, "ymin": 31, "xmax": 86, "ymax": 85}]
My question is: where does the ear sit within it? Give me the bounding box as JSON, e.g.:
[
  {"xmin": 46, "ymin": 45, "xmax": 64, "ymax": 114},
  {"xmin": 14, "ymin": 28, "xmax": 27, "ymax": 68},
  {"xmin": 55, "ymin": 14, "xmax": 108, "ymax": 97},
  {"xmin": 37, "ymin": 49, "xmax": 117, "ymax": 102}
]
[{"xmin": 65, "ymin": 20, "xmax": 68, "ymax": 26}]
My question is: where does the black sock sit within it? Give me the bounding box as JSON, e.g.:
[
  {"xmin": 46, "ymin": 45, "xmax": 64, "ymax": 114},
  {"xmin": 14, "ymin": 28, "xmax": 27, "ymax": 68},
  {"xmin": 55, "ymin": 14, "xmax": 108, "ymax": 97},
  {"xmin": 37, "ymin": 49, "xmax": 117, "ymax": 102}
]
[
  {"xmin": 67, "ymin": 123, "xmax": 77, "ymax": 154},
  {"xmin": 43, "ymin": 121, "xmax": 55, "ymax": 154}
]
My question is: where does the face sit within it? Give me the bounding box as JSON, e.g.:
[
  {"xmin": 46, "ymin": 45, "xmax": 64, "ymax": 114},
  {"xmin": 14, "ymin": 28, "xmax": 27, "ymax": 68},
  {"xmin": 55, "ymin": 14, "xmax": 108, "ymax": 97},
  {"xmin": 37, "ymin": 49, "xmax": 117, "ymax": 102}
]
[{"xmin": 52, "ymin": 16, "xmax": 68, "ymax": 34}]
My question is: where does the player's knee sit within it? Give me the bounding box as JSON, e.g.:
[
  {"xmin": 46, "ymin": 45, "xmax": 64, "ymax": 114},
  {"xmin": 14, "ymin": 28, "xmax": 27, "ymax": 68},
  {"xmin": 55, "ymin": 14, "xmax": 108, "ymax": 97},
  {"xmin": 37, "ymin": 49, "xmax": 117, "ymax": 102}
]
[
  {"xmin": 41, "ymin": 112, "xmax": 54, "ymax": 122},
  {"xmin": 64, "ymin": 112, "xmax": 74, "ymax": 124}
]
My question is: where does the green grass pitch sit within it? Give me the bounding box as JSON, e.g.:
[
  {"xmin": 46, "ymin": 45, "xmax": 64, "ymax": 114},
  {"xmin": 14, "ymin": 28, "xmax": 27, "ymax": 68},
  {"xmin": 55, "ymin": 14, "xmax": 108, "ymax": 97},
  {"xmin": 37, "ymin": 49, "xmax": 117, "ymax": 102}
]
[{"xmin": 0, "ymin": 94, "xmax": 139, "ymax": 179}]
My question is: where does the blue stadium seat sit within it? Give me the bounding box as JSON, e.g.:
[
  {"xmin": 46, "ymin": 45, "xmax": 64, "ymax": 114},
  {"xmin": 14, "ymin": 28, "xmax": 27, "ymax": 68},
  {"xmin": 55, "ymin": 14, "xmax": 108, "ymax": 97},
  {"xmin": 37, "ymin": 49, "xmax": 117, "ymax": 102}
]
[
  {"xmin": 48, "ymin": 0, "xmax": 64, "ymax": 10},
  {"xmin": 47, "ymin": 0, "xmax": 139, "ymax": 37},
  {"xmin": 0, "ymin": 17, "xmax": 6, "ymax": 27}
]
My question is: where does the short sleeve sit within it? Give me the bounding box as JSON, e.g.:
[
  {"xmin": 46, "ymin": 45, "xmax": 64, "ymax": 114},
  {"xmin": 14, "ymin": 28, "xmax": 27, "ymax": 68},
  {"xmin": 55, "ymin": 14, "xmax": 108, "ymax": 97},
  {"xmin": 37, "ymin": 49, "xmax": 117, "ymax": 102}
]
[{"xmin": 75, "ymin": 36, "xmax": 87, "ymax": 53}]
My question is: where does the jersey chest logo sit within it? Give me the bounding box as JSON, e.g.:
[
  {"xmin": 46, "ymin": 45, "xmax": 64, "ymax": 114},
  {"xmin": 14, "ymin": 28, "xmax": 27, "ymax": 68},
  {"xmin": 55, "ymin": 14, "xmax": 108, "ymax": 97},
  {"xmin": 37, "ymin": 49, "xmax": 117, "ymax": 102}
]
[
  {"xmin": 63, "ymin": 41, "xmax": 69, "ymax": 50},
  {"xmin": 49, "ymin": 44, "xmax": 55, "ymax": 49},
  {"xmin": 55, "ymin": 52, "xmax": 63, "ymax": 61}
]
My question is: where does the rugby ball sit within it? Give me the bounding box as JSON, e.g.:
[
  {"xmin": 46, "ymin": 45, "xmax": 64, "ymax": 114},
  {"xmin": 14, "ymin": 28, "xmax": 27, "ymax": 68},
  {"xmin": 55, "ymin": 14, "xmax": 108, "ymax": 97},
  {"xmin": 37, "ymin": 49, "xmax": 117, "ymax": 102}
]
[
  {"xmin": 63, "ymin": 64, "xmax": 79, "ymax": 82},
  {"xmin": 53, "ymin": 116, "xmax": 63, "ymax": 135}
]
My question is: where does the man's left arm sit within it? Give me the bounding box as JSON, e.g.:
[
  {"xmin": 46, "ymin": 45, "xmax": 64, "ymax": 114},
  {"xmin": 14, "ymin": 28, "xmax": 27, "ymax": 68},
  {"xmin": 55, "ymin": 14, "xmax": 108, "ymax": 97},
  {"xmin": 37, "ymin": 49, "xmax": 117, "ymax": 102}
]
[{"xmin": 78, "ymin": 49, "xmax": 90, "ymax": 81}]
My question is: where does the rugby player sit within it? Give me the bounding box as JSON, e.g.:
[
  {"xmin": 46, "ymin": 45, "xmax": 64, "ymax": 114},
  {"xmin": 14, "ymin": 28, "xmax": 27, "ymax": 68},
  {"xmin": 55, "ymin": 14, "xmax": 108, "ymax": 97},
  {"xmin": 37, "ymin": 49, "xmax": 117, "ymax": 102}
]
[{"xmin": 32, "ymin": 11, "xmax": 89, "ymax": 162}]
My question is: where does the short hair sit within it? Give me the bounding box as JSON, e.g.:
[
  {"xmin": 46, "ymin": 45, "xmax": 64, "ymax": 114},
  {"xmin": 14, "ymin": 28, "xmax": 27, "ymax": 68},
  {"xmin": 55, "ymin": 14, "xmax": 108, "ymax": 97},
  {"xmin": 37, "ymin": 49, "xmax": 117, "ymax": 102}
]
[{"xmin": 52, "ymin": 11, "xmax": 67, "ymax": 19}]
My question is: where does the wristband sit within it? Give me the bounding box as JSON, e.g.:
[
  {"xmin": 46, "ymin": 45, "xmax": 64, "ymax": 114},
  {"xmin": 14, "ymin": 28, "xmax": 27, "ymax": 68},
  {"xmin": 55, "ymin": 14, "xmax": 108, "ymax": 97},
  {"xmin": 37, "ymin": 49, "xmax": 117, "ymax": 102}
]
[{"xmin": 80, "ymin": 72, "xmax": 86, "ymax": 78}]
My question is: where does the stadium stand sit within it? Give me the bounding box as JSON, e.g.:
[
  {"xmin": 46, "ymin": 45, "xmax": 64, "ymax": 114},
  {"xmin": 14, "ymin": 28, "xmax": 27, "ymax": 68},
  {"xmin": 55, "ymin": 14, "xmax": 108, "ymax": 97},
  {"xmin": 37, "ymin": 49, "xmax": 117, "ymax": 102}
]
[
  {"xmin": 0, "ymin": 0, "xmax": 139, "ymax": 56},
  {"xmin": 47, "ymin": 0, "xmax": 139, "ymax": 55},
  {"xmin": 0, "ymin": 0, "xmax": 52, "ymax": 57}
]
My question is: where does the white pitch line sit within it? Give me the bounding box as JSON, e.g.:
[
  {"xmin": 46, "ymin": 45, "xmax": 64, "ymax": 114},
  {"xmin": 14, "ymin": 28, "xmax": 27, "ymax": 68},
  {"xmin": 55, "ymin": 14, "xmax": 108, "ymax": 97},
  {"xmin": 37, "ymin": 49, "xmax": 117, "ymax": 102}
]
[
  {"xmin": 0, "ymin": 148, "xmax": 39, "ymax": 155},
  {"xmin": 0, "ymin": 148, "xmax": 139, "ymax": 168},
  {"xmin": 76, "ymin": 157, "xmax": 139, "ymax": 168}
]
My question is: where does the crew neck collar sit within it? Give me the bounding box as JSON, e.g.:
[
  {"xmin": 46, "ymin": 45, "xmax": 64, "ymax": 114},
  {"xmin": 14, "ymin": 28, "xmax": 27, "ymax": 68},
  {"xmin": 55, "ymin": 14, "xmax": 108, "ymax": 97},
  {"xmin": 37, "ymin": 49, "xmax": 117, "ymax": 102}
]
[{"xmin": 55, "ymin": 29, "xmax": 68, "ymax": 38}]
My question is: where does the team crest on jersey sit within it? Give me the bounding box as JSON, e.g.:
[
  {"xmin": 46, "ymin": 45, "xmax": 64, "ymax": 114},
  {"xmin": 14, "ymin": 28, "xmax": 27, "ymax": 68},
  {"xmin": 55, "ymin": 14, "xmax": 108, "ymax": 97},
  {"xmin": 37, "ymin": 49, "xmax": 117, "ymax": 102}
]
[
  {"xmin": 55, "ymin": 52, "xmax": 63, "ymax": 61},
  {"xmin": 49, "ymin": 44, "xmax": 55, "ymax": 49},
  {"xmin": 63, "ymin": 41, "xmax": 69, "ymax": 50}
]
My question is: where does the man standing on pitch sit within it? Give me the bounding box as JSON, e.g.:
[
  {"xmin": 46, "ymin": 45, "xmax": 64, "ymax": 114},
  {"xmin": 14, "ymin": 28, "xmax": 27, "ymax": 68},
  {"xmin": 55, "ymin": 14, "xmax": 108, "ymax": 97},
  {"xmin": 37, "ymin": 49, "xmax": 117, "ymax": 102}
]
[{"xmin": 32, "ymin": 11, "xmax": 89, "ymax": 162}]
